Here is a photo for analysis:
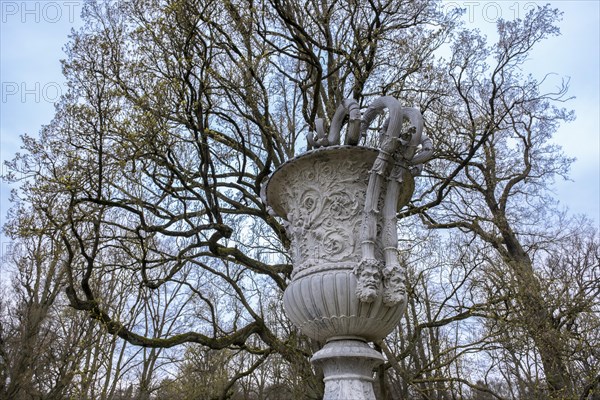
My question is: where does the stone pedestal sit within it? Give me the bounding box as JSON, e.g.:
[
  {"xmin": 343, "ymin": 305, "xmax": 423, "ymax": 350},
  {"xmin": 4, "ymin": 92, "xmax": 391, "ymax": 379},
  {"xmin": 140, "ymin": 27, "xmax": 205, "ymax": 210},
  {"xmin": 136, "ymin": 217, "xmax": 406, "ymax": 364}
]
[{"xmin": 312, "ymin": 339, "xmax": 384, "ymax": 400}]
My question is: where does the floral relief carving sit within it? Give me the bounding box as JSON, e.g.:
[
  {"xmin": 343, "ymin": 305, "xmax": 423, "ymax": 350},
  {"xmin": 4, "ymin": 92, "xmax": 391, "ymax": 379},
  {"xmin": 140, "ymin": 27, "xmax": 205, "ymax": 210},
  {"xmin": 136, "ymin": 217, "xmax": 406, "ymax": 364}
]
[{"xmin": 278, "ymin": 157, "xmax": 373, "ymax": 275}]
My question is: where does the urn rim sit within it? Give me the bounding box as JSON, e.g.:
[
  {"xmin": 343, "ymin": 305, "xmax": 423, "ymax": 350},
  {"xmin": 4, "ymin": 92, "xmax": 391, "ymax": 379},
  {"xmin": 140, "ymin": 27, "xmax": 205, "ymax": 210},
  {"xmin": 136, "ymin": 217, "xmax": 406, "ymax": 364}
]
[{"xmin": 263, "ymin": 145, "xmax": 380, "ymax": 218}]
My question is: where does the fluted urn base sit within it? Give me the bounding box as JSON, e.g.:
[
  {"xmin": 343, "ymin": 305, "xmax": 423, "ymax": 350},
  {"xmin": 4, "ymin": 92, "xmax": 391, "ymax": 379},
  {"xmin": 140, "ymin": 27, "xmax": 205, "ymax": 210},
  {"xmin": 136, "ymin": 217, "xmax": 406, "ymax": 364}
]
[
  {"xmin": 283, "ymin": 268, "xmax": 406, "ymax": 342},
  {"xmin": 312, "ymin": 338, "xmax": 384, "ymax": 400}
]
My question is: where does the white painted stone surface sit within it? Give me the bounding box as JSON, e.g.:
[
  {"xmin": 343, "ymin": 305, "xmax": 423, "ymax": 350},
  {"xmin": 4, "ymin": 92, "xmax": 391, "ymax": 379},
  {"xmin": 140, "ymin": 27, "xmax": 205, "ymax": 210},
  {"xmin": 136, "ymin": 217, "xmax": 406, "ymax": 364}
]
[
  {"xmin": 266, "ymin": 147, "xmax": 407, "ymax": 342},
  {"xmin": 312, "ymin": 339, "xmax": 384, "ymax": 400}
]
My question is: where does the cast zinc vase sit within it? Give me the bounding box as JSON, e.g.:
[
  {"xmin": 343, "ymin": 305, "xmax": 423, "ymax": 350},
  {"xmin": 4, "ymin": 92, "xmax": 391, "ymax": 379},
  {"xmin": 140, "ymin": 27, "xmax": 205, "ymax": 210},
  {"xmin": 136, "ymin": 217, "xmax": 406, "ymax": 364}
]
[{"xmin": 265, "ymin": 146, "xmax": 409, "ymax": 343}]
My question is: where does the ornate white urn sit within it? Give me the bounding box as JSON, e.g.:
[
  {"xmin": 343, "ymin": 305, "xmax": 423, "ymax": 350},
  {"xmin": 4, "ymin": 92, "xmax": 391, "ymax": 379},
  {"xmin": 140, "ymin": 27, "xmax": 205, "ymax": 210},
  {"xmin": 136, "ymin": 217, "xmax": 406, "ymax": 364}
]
[{"xmin": 263, "ymin": 97, "xmax": 432, "ymax": 399}]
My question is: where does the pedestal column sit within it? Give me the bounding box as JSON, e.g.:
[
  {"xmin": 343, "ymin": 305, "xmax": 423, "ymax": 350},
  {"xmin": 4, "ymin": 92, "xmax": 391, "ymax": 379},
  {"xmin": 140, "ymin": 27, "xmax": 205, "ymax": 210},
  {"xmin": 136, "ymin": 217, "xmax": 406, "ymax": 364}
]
[{"xmin": 312, "ymin": 339, "xmax": 384, "ymax": 400}]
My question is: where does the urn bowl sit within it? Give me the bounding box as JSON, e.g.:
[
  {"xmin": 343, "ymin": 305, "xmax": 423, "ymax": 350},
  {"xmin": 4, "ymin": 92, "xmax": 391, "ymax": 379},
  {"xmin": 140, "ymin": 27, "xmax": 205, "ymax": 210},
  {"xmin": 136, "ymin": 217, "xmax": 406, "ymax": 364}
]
[{"xmin": 264, "ymin": 146, "xmax": 410, "ymax": 342}]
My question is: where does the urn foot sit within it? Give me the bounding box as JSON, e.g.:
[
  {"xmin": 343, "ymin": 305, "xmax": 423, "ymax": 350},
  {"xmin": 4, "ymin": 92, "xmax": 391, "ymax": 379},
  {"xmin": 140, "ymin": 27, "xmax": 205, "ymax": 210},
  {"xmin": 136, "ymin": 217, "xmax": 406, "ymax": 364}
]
[{"xmin": 311, "ymin": 338, "xmax": 383, "ymax": 400}]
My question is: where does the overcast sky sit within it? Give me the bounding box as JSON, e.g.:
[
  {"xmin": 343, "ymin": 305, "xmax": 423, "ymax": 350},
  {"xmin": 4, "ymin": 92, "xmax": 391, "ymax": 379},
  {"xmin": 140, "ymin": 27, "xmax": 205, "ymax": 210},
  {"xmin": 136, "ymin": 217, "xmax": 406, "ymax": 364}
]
[{"xmin": 1, "ymin": 1, "xmax": 599, "ymax": 263}]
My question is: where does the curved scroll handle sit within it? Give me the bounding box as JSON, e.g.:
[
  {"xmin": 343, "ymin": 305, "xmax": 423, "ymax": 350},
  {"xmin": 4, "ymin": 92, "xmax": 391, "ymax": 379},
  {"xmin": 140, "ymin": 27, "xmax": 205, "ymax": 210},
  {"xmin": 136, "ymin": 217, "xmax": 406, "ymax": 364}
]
[
  {"xmin": 401, "ymin": 107, "xmax": 433, "ymax": 172},
  {"xmin": 360, "ymin": 96, "xmax": 409, "ymax": 149},
  {"xmin": 303, "ymin": 96, "xmax": 434, "ymax": 306},
  {"xmin": 307, "ymin": 99, "xmax": 361, "ymax": 149},
  {"xmin": 306, "ymin": 97, "xmax": 433, "ymax": 167},
  {"xmin": 357, "ymin": 97, "xmax": 429, "ymax": 306},
  {"xmin": 331, "ymin": 99, "xmax": 361, "ymax": 145},
  {"xmin": 411, "ymin": 134, "xmax": 433, "ymax": 165},
  {"xmin": 311, "ymin": 119, "xmax": 329, "ymax": 148}
]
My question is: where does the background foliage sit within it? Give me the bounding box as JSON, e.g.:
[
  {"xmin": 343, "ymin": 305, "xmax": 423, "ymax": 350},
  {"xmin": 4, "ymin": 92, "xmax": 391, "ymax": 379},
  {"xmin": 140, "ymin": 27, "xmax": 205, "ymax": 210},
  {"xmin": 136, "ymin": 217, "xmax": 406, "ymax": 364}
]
[{"xmin": 1, "ymin": 1, "xmax": 598, "ymax": 399}]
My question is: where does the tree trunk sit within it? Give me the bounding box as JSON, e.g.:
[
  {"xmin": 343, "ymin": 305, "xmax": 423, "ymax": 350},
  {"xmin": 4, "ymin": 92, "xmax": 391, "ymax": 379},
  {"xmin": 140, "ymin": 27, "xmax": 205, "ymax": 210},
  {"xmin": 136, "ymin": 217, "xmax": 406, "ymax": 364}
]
[{"xmin": 500, "ymin": 226, "xmax": 571, "ymax": 397}]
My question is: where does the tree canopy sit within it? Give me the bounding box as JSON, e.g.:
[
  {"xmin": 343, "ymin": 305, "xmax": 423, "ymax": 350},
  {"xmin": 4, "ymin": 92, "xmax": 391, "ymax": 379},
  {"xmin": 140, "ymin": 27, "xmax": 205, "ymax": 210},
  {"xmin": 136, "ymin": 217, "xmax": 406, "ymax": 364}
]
[{"xmin": 1, "ymin": 1, "xmax": 598, "ymax": 399}]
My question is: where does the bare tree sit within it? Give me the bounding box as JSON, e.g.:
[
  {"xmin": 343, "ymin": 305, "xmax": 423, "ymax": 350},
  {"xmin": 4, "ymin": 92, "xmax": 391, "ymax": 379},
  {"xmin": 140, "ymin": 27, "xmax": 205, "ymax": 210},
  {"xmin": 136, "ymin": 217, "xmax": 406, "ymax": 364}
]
[
  {"xmin": 402, "ymin": 6, "xmax": 590, "ymax": 397},
  {"xmin": 3, "ymin": 1, "xmax": 595, "ymax": 399}
]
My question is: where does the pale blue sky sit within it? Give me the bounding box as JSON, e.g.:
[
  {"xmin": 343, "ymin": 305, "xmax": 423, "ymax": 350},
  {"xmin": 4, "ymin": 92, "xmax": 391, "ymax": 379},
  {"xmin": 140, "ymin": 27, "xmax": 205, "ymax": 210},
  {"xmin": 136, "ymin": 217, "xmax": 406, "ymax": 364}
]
[{"xmin": 0, "ymin": 1, "xmax": 598, "ymax": 262}]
